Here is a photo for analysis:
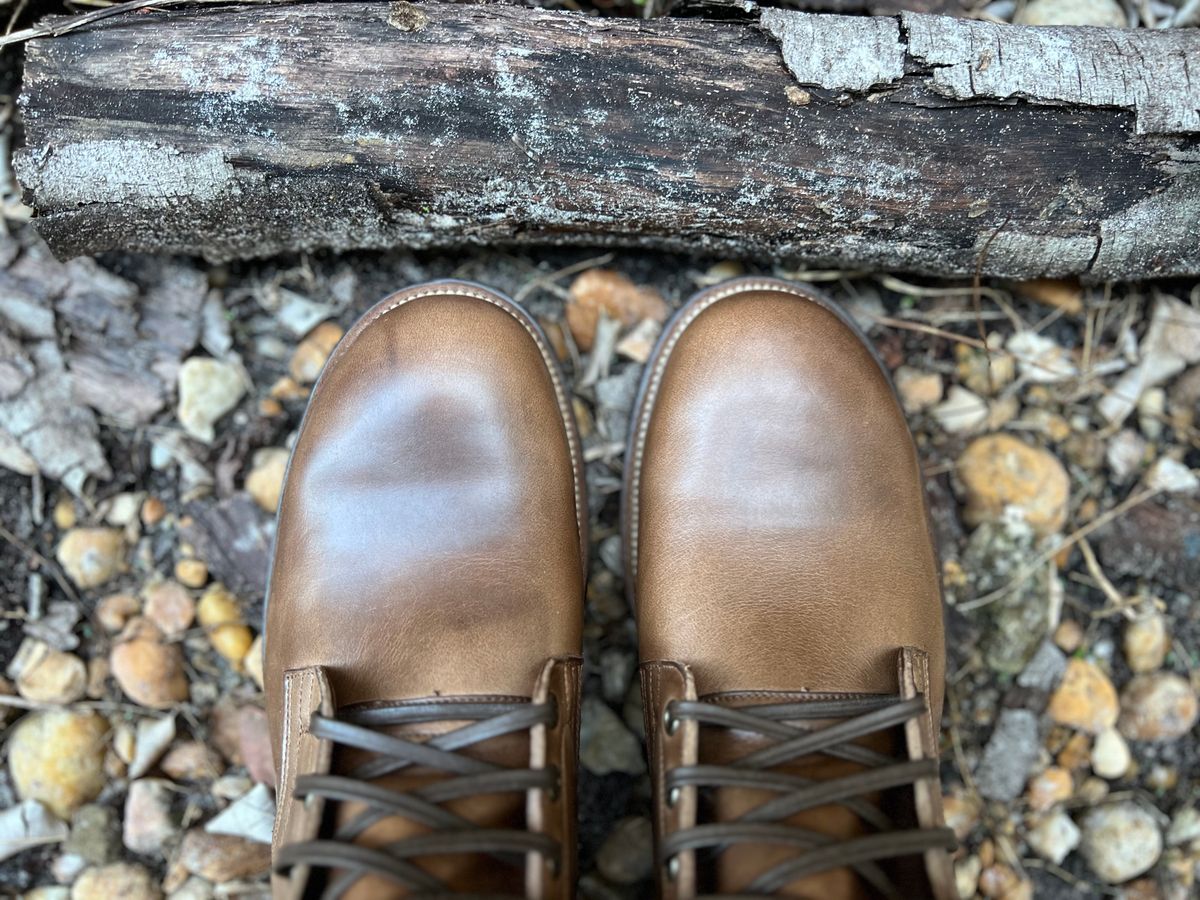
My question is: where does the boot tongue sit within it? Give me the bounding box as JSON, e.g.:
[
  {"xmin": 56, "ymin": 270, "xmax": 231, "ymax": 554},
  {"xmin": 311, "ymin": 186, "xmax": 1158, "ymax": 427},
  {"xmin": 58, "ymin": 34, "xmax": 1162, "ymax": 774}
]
[
  {"xmin": 697, "ymin": 691, "xmax": 904, "ymax": 899},
  {"xmin": 330, "ymin": 705, "xmax": 532, "ymax": 899}
]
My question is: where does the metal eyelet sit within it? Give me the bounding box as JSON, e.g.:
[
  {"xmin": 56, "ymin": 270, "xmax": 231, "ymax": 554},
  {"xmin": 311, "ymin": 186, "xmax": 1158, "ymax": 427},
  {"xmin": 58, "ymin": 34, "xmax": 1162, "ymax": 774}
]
[
  {"xmin": 663, "ymin": 706, "xmax": 679, "ymax": 736},
  {"xmin": 546, "ymin": 765, "xmax": 561, "ymax": 802},
  {"xmin": 667, "ymin": 786, "xmax": 681, "ymax": 807},
  {"xmin": 665, "ymin": 855, "xmax": 680, "ymax": 881},
  {"xmin": 546, "ymin": 853, "xmax": 561, "ymax": 878}
]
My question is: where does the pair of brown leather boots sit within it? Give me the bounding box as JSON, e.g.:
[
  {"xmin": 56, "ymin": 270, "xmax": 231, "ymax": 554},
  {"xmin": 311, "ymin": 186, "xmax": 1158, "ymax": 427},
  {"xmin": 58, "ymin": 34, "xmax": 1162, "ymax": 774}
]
[{"xmin": 264, "ymin": 277, "xmax": 955, "ymax": 899}]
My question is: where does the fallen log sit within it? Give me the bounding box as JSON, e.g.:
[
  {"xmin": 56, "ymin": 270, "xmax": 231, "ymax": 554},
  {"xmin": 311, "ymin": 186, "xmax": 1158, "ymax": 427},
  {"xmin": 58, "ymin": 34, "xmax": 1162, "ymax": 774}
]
[{"xmin": 15, "ymin": 2, "xmax": 1200, "ymax": 278}]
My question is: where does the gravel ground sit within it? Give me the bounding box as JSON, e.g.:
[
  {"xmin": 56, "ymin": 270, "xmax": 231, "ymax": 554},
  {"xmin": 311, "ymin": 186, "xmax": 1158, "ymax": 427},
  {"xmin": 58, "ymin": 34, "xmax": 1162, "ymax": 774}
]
[
  {"xmin": 1, "ymin": 233, "xmax": 1198, "ymax": 900},
  {"xmin": 1, "ymin": 1, "xmax": 1199, "ymax": 898}
]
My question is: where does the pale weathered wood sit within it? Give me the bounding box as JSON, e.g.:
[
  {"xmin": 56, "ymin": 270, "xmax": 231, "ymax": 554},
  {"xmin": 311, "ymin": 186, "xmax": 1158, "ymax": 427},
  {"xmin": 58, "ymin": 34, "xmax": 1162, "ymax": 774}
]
[{"xmin": 14, "ymin": 2, "xmax": 1200, "ymax": 278}]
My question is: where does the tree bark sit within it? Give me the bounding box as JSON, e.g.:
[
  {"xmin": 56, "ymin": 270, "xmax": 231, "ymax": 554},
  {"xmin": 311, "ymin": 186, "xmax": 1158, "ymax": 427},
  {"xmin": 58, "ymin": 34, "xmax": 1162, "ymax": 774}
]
[{"xmin": 15, "ymin": 1, "xmax": 1200, "ymax": 278}]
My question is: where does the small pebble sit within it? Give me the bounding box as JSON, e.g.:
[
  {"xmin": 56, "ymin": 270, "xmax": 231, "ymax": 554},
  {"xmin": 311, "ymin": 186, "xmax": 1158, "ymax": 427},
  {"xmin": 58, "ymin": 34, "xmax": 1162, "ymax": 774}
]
[
  {"xmin": 1016, "ymin": 641, "xmax": 1067, "ymax": 692},
  {"xmin": 142, "ymin": 581, "xmax": 195, "ymax": 639},
  {"xmin": 288, "ymin": 322, "xmax": 343, "ymax": 384},
  {"xmin": 1015, "ymin": 0, "xmax": 1125, "ymax": 27},
  {"xmin": 177, "ymin": 829, "xmax": 271, "ymax": 882},
  {"xmin": 244, "ymin": 448, "xmax": 288, "ymax": 513},
  {"xmin": 237, "ymin": 706, "xmax": 275, "ymax": 786},
  {"xmin": 1145, "ymin": 457, "xmax": 1199, "ymax": 494},
  {"xmin": 1006, "ymin": 331, "xmax": 1077, "ymax": 383},
  {"xmin": 1047, "ymin": 658, "xmax": 1119, "ymax": 734},
  {"xmin": 580, "ymin": 696, "xmax": 646, "ymax": 776},
  {"xmin": 197, "ymin": 584, "xmax": 253, "ymax": 671},
  {"xmin": 63, "ymin": 804, "xmax": 119, "ymax": 866},
  {"xmin": 956, "ymin": 434, "xmax": 1070, "ymax": 536},
  {"xmin": 173, "ymin": 559, "xmax": 208, "ymax": 589},
  {"xmin": 243, "ymin": 634, "xmax": 264, "ymax": 690},
  {"xmin": 975, "ymin": 708, "xmax": 1039, "ymax": 801},
  {"xmin": 977, "ymin": 862, "xmax": 1030, "ymax": 899},
  {"xmin": 1118, "ymin": 673, "xmax": 1199, "ymax": 741},
  {"xmin": 53, "ymin": 497, "xmax": 77, "ymax": 530},
  {"xmin": 110, "ymin": 618, "xmax": 189, "ymax": 710},
  {"xmin": 1123, "ymin": 611, "xmax": 1169, "ymax": 674},
  {"xmin": 123, "ymin": 779, "xmax": 178, "ymax": 855},
  {"xmin": 9, "ymin": 710, "xmax": 109, "ymax": 818},
  {"xmin": 1026, "ymin": 809, "xmax": 1081, "ymax": 865},
  {"xmin": 595, "ymin": 816, "xmax": 654, "ymax": 884},
  {"xmin": 1166, "ymin": 807, "xmax": 1200, "ymax": 847},
  {"xmin": 95, "ymin": 593, "xmax": 140, "ymax": 633},
  {"xmin": 1056, "ymin": 732, "xmax": 1092, "ymax": 771},
  {"xmin": 269, "ymin": 375, "xmax": 308, "ymax": 401},
  {"xmin": 932, "ymin": 385, "xmax": 988, "ymax": 434},
  {"xmin": 1053, "ymin": 619, "xmax": 1084, "ymax": 653},
  {"xmin": 160, "ymin": 742, "xmax": 225, "ymax": 782},
  {"xmin": 129, "ymin": 715, "xmax": 177, "ymax": 780},
  {"xmin": 105, "ymin": 493, "xmax": 144, "ymax": 528},
  {"xmin": 942, "ymin": 788, "xmax": 982, "ymax": 840},
  {"xmin": 70, "ymin": 862, "xmax": 162, "ymax": 900},
  {"xmin": 1091, "ymin": 727, "xmax": 1132, "ymax": 779},
  {"xmin": 56, "ymin": 528, "xmax": 126, "ymax": 590},
  {"xmin": 1079, "ymin": 803, "xmax": 1162, "ymax": 884},
  {"xmin": 13, "ymin": 640, "xmax": 87, "ymax": 704},
  {"xmin": 139, "ymin": 496, "xmax": 167, "ymax": 527},
  {"xmin": 615, "ymin": 319, "xmax": 662, "ymax": 364},
  {"xmin": 955, "ymin": 855, "xmax": 982, "ymax": 899},
  {"xmin": 1144, "ymin": 764, "xmax": 1177, "ymax": 791},
  {"xmin": 894, "ymin": 366, "xmax": 944, "ymax": 413},
  {"xmin": 177, "ymin": 357, "xmax": 246, "ymax": 443},
  {"xmin": 1106, "ymin": 429, "xmax": 1148, "ymax": 481},
  {"xmin": 1026, "ymin": 766, "xmax": 1072, "ymax": 812}
]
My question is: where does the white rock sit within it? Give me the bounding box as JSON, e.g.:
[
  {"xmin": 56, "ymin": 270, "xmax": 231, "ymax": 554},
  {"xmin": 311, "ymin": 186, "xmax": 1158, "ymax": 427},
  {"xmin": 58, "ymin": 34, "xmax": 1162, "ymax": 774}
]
[
  {"xmin": 1026, "ymin": 809, "xmax": 1081, "ymax": 865},
  {"xmin": 955, "ymin": 854, "xmax": 981, "ymax": 900},
  {"xmin": 129, "ymin": 715, "xmax": 177, "ymax": 780},
  {"xmin": 1100, "ymin": 296, "xmax": 1200, "ymax": 425},
  {"xmin": 1016, "ymin": 0, "xmax": 1126, "ymax": 26},
  {"xmin": 1145, "ymin": 457, "xmax": 1199, "ymax": 494},
  {"xmin": 1167, "ymin": 807, "xmax": 1200, "ymax": 847},
  {"xmin": 177, "ymin": 357, "xmax": 246, "ymax": 443},
  {"xmin": 275, "ymin": 290, "xmax": 332, "ymax": 337},
  {"xmin": 11, "ymin": 639, "xmax": 86, "ymax": 705},
  {"xmin": 1079, "ymin": 803, "xmax": 1162, "ymax": 884},
  {"xmin": 0, "ymin": 799, "xmax": 67, "ymax": 862},
  {"xmin": 894, "ymin": 366, "xmax": 944, "ymax": 413},
  {"xmin": 167, "ymin": 876, "xmax": 214, "ymax": 900},
  {"xmin": 123, "ymin": 779, "xmax": 178, "ymax": 855},
  {"xmin": 1105, "ymin": 429, "xmax": 1147, "ymax": 481},
  {"xmin": 1090, "ymin": 728, "xmax": 1131, "ymax": 780},
  {"xmin": 615, "ymin": 319, "xmax": 662, "ymax": 364},
  {"xmin": 1007, "ymin": 331, "xmax": 1077, "ymax": 383},
  {"xmin": 1138, "ymin": 387, "xmax": 1166, "ymax": 440},
  {"xmin": 203, "ymin": 783, "xmax": 274, "ymax": 845},
  {"xmin": 104, "ymin": 492, "xmax": 145, "ymax": 527},
  {"xmin": 932, "ymin": 386, "xmax": 988, "ymax": 434}
]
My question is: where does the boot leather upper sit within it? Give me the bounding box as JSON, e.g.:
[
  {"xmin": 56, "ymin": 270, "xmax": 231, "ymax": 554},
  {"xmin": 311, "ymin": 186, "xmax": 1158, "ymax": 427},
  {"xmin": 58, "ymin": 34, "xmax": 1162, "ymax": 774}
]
[
  {"xmin": 627, "ymin": 280, "xmax": 953, "ymax": 899},
  {"xmin": 264, "ymin": 282, "xmax": 585, "ymax": 898}
]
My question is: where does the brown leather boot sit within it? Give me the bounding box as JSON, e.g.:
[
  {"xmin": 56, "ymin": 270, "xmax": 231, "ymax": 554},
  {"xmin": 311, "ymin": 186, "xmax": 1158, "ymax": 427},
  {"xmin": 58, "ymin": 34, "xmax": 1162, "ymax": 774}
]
[
  {"xmin": 265, "ymin": 281, "xmax": 586, "ymax": 899},
  {"xmin": 624, "ymin": 278, "xmax": 956, "ymax": 899}
]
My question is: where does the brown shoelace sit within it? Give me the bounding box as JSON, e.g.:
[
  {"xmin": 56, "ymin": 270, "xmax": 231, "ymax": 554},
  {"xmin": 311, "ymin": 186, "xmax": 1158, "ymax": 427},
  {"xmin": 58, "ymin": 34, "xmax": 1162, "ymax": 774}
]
[
  {"xmin": 273, "ymin": 699, "xmax": 560, "ymax": 899},
  {"xmin": 662, "ymin": 695, "xmax": 956, "ymax": 898}
]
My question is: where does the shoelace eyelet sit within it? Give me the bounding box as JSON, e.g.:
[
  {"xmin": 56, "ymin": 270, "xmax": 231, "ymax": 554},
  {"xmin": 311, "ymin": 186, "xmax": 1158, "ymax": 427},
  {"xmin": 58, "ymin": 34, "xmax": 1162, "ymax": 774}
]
[{"xmin": 663, "ymin": 706, "xmax": 680, "ymax": 736}]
